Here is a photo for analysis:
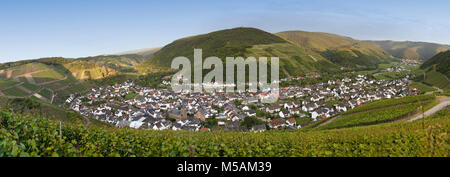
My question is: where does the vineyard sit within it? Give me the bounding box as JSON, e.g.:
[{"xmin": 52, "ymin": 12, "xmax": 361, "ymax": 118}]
[
  {"xmin": 317, "ymin": 103, "xmax": 422, "ymax": 130},
  {"xmin": 1, "ymin": 107, "xmax": 448, "ymax": 157},
  {"xmin": 300, "ymin": 95, "xmax": 437, "ymax": 130},
  {"xmin": 343, "ymin": 94, "xmax": 436, "ymax": 115}
]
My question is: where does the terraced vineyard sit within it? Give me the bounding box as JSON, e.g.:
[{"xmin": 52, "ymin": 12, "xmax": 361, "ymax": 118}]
[
  {"xmin": 0, "ymin": 79, "xmax": 19, "ymax": 90},
  {"xmin": 343, "ymin": 94, "xmax": 436, "ymax": 115},
  {"xmin": 317, "ymin": 103, "xmax": 422, "ymax": 130},
  {"xmin": 410, "ymin": 82, "xmax": 437, "ymax": 93},
  {"xmin": 0, "ymin": 107, "xmax": 448, "ymax": 157},
  {"xmin": 21, "ymin": 82, "xmax": 40, "ymax": 92},
  {"xmin": 2, "ymin": 87, "xmax": 29, "ymax": 97}
]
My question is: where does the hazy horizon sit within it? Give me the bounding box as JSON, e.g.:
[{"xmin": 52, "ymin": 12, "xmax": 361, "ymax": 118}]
[{"xmin": 1, "ymin": 0, "xmax": 450, "ymax": 62}]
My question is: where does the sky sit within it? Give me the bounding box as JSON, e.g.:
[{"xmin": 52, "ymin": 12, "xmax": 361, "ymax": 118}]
[{"xmin": 1, "ymin": 0, "xmax": 450, "ymax": 62}]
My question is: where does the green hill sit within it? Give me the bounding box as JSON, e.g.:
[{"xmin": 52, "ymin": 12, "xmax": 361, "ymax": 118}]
[
  {"xmin": 420, "ymin": 50, "xmax": 450, "ymax": 78},
  {"xmin": 413, "ymin": 51, "xmax": 450, "ymax": 90},
  {"xmin": 276, "ymin": 31, "xmax": 394, "ymax": 69},
  {"xmin": 136, "ymin": 27, "xmax": 340, "ymax": 77},
  {"xmin": 366, "ymin": 40, "xmax": 450, "ymax": 60}
]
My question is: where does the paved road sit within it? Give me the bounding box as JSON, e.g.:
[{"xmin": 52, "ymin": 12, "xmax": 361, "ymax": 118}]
[{"xmin": 408, "ymin": 98, "xmax": 450, "ymax": 122}]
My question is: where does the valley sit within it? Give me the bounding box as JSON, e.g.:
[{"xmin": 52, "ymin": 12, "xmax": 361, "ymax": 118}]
[{"xmin": 0, "ymin": 27, "xmax": 448, "ymax": 157}]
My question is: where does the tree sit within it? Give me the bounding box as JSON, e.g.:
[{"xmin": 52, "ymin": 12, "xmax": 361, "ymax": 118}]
[{"xmin": 240, "ymin": 116, "xmax": 264, "ymax": 129}]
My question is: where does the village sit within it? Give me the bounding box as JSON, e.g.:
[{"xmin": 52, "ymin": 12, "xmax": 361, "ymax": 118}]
[{"xmin": 66, "ymin": 73, "xmax": 418, "ymax": 132}]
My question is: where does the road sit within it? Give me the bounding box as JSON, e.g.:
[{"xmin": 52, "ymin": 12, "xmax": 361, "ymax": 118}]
[
  {"xmin": 425, "ymin": 86, "xmax": 443, "ymax": 95},
  {"xmin": 407, "ymin": 97, "xmax": 450, "ymax": 122}
]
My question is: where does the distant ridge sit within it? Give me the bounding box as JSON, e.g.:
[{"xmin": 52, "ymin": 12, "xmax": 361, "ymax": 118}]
[
  {"xmin": 115, "ymin": 47, "xmax": 162, "ymax": 59},
  {"xmin": 365, "ymin": 40, "xmax": 450, "ymax": 60}
]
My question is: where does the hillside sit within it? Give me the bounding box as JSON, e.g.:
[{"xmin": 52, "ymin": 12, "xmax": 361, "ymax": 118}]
[
  {"xmin": 420, "ymin": 50, "xmax": 450, "ymax": 78},
  {"xmin": 276, "ymin": 31, "xmax": 394, "ymax": 69},
  {"xmin": 366, "ymin": 40, "xmax": 450, "ymax": 60},
  {"xmin": 0, "ymin": 57, "xmax": 122, "ymax": 105},
  {"xmin": 136, "ymin": 27, "xmax": 339, "ymax": 77},
  {"xmin": 0, "ymin": 106, "xmax": 448, "ymax": 157},
  {"xmin": 412, "ymin": 51, "xmax": 450, "ymax": 90},
  {"xmin": 77, "ymin": 54, "xmax": 145, "ymax": 73}
]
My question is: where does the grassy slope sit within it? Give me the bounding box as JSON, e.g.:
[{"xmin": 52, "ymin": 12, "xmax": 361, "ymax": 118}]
[
  {"xmin": 276, "ymin": 31, "xmax": 394, "ymax": 69},
  {"xmin": 367, "ymin": 40, "xmax": 450, "ymax": 60}
]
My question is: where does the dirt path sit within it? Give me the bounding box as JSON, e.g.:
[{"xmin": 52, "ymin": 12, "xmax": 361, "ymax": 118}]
[
  {"xmin": 407, "ymin": 96, "xmax": 450, "ymax": 122},
  {"xmin": 33, "ymin": 93, "xmax": 50, "ymax": 102},
  {"xmin": 308, "ymin": 55, "xmax": 318, "ymax": 62},
  {"xmin": 316, "ymin": 115, "xmax": 341, "ymax": 128},
  {"xmin": 16, "ymin": 85, "xmax": 33, "ymax": 94},
  {"xmin": 24, "ymin": 74, "xmax": 36, "ymax": 84},
  {"xmin": 425, "ymin": 86, "xmax": 443, "ymax": 95}
]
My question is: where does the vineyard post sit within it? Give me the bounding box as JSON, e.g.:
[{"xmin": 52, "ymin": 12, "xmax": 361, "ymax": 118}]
[
  {"xmin": 417, "ymin": 99, "xmax": 425, "ymax": 129},
  {"xmin": 59, "ymin": 121, "xmax": 62, "ymax": 140}
]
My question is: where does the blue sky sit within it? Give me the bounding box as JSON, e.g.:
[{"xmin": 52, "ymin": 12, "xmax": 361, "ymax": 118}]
[{"xmin": 1, "ymin": 0, "xmax": 449, "ymax": 62}]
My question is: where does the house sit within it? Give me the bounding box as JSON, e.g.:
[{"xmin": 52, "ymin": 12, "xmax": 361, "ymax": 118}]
[
  {"xmin": 280, "ymin": 110, "xmax": 290, "ymax": 118},
  {"xmin": 310, "ymin": 95, "xmax": 323, "ymax": 102},
  {"xmin": 172, "ymin": 123, "xmax": 183, "ymax": 131},
  {"xmin": 266, "ymin": 105, "xmax": 281, "ymax": 114},
  {"xmin": 269, "ymin": 119, "xmax": 285, "ymax": 129},
  {"xmin": 168, "ymin": 109, "xmax": 187, "ymax": 120},
  {"xmin": 292, "ymin": 101, "xmax": 301, "ymax": 108},
  {"xmin": 289, "ymin": 107, "xmax": 300, "ymax": 115},
  {"xmin": 244, "ymin": 110, "xmax": 257, "ymax": 117},
  {"xmin": 284, "ymin": 102, "xmax": 294, "ymax": 109},
  {"xmin": 302, "ymin": 103, "xmax": 318, "ymax": 112},
  {"xmin": 286, "ymin": 118, "xmax": 296, "ymax": 127},
  {"xmin": 194, "ymin": 109, "xmax": 207, "ymax": 122},
  {"xmin": 335, "ymin": 103, "xmax": 348, "ymax": 112},
  {"xmin": 243, "ymin": 96, "xmax": 259, "ymax": 105},
  {"xmin": 251, "ymin": 124, "xmax": 267, "ymax": 132}
]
